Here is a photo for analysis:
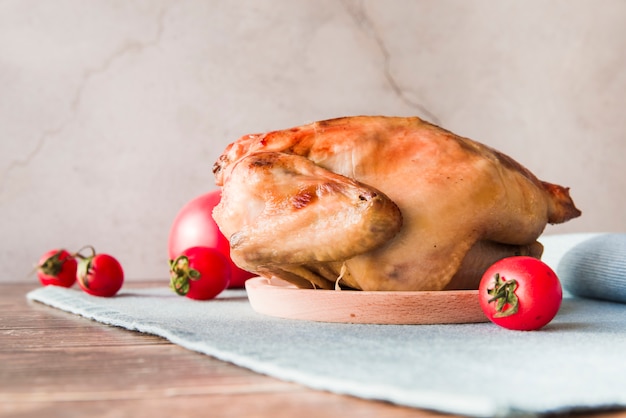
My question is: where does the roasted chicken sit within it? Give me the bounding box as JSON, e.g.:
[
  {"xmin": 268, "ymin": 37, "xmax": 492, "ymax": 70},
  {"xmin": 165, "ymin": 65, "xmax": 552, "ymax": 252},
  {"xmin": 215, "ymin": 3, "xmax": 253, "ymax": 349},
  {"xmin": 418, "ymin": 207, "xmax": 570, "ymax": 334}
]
[{"xmin": 212, "ymin": 116, "xmax": 581, "ymax": 291}]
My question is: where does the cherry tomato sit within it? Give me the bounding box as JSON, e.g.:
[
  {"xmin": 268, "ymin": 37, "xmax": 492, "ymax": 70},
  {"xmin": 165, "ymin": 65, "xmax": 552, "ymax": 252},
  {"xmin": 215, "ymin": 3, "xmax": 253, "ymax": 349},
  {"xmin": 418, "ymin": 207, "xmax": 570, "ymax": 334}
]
[
  {"xmin": 169, "ymin": 246, "xmax": 230, "ymax": 300},
  {"xmin": 168, "ymin": 190, "xmax": 254, "ymax": 288},
  {"xmin": 37, "ymin": 249, "xmax": 77, "ymax": 288},
  {"xmin": 479, "ymin": 256, "xmax": 562, "ymax": 331},
  {"xmin": 77, "ymin": 253, "xmax": 124, "ymax": 297}
]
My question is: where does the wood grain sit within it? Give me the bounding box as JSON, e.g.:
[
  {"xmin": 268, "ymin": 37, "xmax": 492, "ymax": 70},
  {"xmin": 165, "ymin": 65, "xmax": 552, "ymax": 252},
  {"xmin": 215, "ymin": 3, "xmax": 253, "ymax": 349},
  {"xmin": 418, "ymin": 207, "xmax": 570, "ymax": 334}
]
[{"xmin": 246, "ymin": 277, "xmax": 488, "ymax": 324}]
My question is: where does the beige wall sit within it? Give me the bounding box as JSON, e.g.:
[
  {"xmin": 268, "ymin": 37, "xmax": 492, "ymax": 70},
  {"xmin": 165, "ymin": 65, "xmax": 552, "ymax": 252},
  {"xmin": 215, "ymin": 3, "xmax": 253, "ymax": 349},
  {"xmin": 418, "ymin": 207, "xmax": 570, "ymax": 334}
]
[{"xmin": 1, "ymin": 0, "xmax": 624, "ymax": 282}]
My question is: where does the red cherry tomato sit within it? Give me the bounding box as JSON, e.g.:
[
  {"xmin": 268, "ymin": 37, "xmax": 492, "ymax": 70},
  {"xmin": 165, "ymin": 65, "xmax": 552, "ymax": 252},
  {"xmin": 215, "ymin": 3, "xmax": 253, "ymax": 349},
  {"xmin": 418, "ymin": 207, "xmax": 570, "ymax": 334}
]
[
  {"xmin": 169, "ymin": 246, "xmax": 230, "ymax": 300},
  {"xmin": 479, "ymin": 256, "xmax": 562, "ymax": 331},
  {"xmin": 168, "ymin": 190, "xmax": 254, "ymax": 288},
  {"xmin": 77, "ymin": 253, "xmax": 124, "ymax": 297},
  {"xmin": 37, "ymin": 249, "xmax": 77, "ymax": 288}
]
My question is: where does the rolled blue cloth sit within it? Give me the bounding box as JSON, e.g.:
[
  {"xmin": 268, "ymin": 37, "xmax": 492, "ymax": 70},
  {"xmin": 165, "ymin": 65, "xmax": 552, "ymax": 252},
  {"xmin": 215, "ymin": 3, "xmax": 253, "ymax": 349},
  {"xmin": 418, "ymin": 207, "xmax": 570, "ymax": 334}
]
[{"xmin": 557, "ymin": 234, "xmax": 626, "ymax": 303}]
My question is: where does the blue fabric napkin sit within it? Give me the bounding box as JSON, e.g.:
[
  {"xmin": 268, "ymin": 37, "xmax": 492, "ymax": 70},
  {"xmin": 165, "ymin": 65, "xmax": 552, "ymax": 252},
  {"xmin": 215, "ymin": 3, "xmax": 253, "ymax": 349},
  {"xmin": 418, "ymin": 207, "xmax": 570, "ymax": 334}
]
[{"xmin": 558, "ymin": 234, "xmax": 626, "ymax": 303}]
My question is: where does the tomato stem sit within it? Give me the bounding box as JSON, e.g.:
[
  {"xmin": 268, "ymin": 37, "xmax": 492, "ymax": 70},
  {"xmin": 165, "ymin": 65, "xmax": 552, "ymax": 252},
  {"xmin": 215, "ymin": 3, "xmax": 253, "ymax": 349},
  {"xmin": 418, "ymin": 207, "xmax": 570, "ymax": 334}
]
[
  {"xmin": 73, "ymin": 246, "xmax": 98, "ymax": 289},
  {"xmin": 38, "ymin": 250, "xmax": 68, "ymax": 276},
  {"xmin": 73, "ymin": 245, "xmax": 97, "ymax": 260},
  {"xmin": 486, "ymin": 273, "xmax": 519, "ymax": 318},
  {"xmin": 169, "ymin": 255, "xmax": 201, "ymax": 296}
]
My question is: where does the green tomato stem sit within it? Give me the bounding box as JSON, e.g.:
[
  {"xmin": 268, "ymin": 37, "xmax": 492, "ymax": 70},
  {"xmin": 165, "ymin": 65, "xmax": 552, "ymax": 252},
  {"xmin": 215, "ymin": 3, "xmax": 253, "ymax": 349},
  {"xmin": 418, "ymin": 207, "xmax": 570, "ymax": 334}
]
[
  {"xmin": 73, "ymin": 245, "xmax": 97, "ymax": 260},
  {"xmin": 39, "ymin": 250, "xmax": 67, "ymax": 276},
  {"xmin": 487, "ymin": 273, "xmax": 519, "ymax": 318},
  {"xmin": 169, "ymin": 255, "xmax": 201, "ymax": 296}
]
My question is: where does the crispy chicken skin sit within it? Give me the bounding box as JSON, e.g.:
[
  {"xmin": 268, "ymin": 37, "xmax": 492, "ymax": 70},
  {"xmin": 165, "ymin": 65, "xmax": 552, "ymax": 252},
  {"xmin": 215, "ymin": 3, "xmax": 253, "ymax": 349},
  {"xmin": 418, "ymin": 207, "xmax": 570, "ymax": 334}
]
[{"xmin": 213, "ymin": 116, "xmax": 581, "ymax": 291}]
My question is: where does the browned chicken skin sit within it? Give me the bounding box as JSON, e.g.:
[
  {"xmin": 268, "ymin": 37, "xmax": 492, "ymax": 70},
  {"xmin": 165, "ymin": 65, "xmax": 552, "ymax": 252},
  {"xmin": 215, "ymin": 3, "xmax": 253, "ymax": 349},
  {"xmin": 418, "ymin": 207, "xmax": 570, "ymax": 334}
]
[{"xmin": 213, "ymin": 116, "xmax": 581, "ymax": 291}]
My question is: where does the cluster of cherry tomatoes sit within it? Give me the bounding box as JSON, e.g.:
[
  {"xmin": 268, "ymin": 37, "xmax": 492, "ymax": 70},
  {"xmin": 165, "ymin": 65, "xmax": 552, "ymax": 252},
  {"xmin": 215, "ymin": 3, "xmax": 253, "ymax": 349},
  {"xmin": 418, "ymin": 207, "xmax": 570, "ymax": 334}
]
[
  {"xmin": 167, "ymin": 189, "xmax": 254, "ymax": 300},
  {"xmin": 37, "ymin": 246, "xmax": 124, "ymax": 297},
  {"xmin": 35, "ymin": 190, "xmax": 250, "ymax": 301}
]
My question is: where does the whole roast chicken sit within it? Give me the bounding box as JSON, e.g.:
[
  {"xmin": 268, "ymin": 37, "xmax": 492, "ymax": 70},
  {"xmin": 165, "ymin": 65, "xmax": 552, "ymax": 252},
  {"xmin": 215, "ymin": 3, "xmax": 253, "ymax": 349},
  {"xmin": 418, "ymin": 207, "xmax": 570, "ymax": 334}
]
[{"xmin": 212, "ymin": 116, "xmax": 581, "ymax": 291}]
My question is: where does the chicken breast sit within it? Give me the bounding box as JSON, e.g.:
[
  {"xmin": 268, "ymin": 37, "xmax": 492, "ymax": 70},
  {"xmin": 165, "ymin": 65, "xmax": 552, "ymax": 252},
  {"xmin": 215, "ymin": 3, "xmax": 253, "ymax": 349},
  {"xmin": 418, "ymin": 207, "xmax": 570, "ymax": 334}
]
[{"xmin": 212, "ymin": 116, "xmax": 581, "ymax": 291}]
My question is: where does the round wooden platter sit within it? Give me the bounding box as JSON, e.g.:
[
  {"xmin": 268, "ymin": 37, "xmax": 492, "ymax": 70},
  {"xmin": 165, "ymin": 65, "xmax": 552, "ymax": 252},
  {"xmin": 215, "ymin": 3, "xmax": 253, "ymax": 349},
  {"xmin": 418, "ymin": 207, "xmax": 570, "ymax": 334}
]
[{"xmin": 245, "ymin": 277, "xmax": 489, "ymax": 325}]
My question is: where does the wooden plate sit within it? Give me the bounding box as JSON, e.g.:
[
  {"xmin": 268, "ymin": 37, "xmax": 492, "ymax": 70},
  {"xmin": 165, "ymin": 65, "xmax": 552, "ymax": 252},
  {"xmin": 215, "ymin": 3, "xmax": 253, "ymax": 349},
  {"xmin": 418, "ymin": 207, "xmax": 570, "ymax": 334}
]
[{"xmin": 245, "ymin": 277, "xmax": 488, "ymax": 325}]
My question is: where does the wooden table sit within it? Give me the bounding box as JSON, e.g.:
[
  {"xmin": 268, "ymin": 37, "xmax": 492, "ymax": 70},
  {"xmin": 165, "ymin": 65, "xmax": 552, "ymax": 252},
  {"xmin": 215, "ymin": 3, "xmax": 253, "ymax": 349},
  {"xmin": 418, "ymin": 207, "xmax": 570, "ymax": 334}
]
[{"xmin": 1, "ymin": 282, "xmax": 625, "ymax": 418}]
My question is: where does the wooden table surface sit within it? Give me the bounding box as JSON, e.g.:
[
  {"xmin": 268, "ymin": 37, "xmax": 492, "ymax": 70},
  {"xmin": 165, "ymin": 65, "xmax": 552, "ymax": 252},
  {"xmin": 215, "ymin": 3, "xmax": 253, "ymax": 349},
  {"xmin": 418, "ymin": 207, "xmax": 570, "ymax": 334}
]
[{"xmin": 2, "ymin": 282, "xmax": 625, "ymax": 418}]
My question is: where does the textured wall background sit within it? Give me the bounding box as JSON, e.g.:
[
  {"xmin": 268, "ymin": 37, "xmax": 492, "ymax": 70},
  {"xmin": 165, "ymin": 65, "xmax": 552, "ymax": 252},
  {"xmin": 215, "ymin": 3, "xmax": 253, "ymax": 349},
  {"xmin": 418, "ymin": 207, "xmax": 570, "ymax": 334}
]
[{"xmin": 1, "ymin": 0, "xmax": 624, "ymax": 282}]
